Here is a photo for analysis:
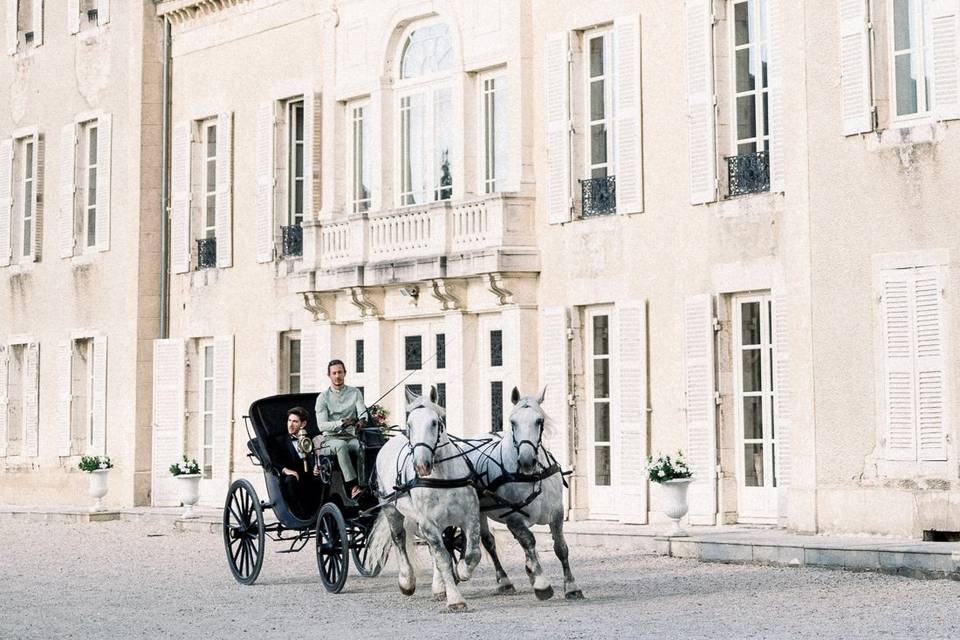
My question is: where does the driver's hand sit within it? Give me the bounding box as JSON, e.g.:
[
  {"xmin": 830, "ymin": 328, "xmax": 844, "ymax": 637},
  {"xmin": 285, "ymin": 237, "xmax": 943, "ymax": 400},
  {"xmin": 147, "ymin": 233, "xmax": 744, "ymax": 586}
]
[
  {"xmin": 342, "ymin": 416, "xmax": 358, "ymax": 428},
  {"xmin": 358, "ymin": 418, "xmax": 368, "ymax": 429}
]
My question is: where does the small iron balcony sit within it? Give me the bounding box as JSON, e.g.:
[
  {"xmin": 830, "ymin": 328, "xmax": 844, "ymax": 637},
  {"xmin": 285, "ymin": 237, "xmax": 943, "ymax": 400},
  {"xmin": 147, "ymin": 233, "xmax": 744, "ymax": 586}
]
[
  {"xmin": 726, "ymin": 151, "xmax": 770, "ymax": 197},
  {"xmin": 580, "ymin": 175, "xmax": 617, "ymax": 217},
  {"xmin": 281, "ymin": 224, "xmax": 303, "ymax": 258},
  {"xmin": 197, "ymin": 238, "xmax": 217, "ymax": 270}
]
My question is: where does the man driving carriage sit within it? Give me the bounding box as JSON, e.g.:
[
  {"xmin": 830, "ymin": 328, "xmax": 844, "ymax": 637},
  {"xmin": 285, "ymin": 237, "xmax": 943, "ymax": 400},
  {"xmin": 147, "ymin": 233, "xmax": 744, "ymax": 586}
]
[{"xmin": 313, "ymin": 359, "xmax": 367, "ymax": 499}]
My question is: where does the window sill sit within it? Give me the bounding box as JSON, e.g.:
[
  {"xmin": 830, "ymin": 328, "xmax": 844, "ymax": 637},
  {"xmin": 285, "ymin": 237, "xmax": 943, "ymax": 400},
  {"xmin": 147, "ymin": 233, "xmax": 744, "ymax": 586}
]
[
  {"xmin": 191, "ymin": 267, "xmax": 219, "ymax": 288},
  {"xmin": 6, "ymin": 260, "xmax": 36, "ymax": 275},
  {"xmin": 716, "ymin": 190, "xmax": 781, "ymax": 218},
  {"xmin": 71, "ymin": 252, "xmax": 98, "ymax": 268},
  {"xmin": 867, "ymin": 121, "xmax": 941, "ymax": 152}
]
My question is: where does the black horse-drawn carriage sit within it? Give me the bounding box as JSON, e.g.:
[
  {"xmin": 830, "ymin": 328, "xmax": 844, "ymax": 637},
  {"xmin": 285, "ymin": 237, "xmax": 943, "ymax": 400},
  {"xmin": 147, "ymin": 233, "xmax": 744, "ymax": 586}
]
[{"xmin": 222, "ymin": 392, "xmax": 388, "ymax": 592}]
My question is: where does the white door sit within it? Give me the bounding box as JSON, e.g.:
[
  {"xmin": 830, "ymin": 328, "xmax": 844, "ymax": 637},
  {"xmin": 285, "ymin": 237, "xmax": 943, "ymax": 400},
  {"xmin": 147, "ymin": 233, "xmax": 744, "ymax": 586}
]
[
  {"xmin": 586, "ymin": 306, "xmax": 618, "ymax": 518},
  {"xmin": 733, "ymin": 294, "xmax": 778, "ymax": 522}
]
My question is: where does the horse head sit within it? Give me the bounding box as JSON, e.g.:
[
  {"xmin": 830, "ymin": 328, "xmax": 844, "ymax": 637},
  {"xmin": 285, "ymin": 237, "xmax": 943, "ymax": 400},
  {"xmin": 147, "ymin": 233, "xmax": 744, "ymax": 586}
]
[
  {"xmin": 509, "ymin": 386, "xmax": 548, "ymax": 474},
  {"xmin": 405, "ymin": 386, "xmax": 445, "ymax": 478}
]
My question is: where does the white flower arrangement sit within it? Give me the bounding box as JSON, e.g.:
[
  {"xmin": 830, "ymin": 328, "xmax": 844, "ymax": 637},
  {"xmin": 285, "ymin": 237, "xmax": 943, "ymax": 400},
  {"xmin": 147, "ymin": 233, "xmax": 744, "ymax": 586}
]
[
  {"xmin": 647, "ymin": 451, "xmax": 693, "ymax": 484},
  {"xmin": 78, "ymin": 455, "xmax": 113, "ymax": 472},
  {"xmin": 169, "ymin": 455, "xmax": 201, "ymax": 476}
]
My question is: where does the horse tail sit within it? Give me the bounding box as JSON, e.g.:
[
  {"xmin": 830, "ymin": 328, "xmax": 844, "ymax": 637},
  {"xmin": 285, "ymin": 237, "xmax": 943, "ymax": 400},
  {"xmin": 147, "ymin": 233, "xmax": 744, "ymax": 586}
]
[{"xmin": 366, "ymin": 510, "xmax": 393, "ymax": 574}]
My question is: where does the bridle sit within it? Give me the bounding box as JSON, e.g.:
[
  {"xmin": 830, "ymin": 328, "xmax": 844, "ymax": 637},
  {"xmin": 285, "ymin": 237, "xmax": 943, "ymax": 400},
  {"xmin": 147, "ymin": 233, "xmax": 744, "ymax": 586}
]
[
  {"xmin": 511, "ymin": 411, "xmax": 545, "ymax": 462},
  {"xmin": 406, "ymin": 404, "xmax": 446, "ymax": 461}
]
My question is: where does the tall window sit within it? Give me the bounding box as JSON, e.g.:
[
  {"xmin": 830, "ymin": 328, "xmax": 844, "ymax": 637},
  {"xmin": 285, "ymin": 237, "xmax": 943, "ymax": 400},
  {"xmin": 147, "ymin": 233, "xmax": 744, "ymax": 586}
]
[
  {"xmin": 15, "ymin": 0, "xmax": 38, "ymax": 50},
  {"xmin": 80, "ymin": 121, "xmax": 99, "ymax": 250},
  {"xmin": 200, "ymin": 343, "xmax": 214, "ymax": 479},
  {"xmin": 483, "ymin": 326, "xmax": 505, "ymax": 433},
  {"xmin": 481, "ymin": 75, "xmax": 507, "ymax": 193},
  {"xmin": 71, "ymin": 339, "xmax": 94, "ymax": 453},
  {"xmin": 287, "ymin": 100, "xmax": 305, "ymax": 226},
  {"xmin": 355, "ymin": 339, "xmax": 365, "ymax": 374},
  {"xmin": 203, "ymin": 122, "xmax": 217, "ymax": 239},
  {"xmin": 585, "ymin": 30, "xmax": 613, "ymax": 180},
  {"xmin": 891, "ymin": 0, "xmax": 935, "ymax": 118},
  {"xmin": 6, "ymin": 345, "xmax": 26, "ymax": 456},
  {"xmin": 398, "ymin": 22, "xmax": 454, "ymax": 205},
  {"xmin": 14, "ymin": 136, "xmax": 35, "ymax": 262},
  {"xmin": 732, "ymin": 0, "xmax": 769, "ymax": 155},
  {"xmin": 589, "ymin": 314, "xmax": 611, "ymax": 486},
  {"xmin": 281, "ymin": 333, "xmax": 302, "ymax": 394},
  {"xmin": 351, "ymin": 104, "xmax": 371, "ymax": 213}
]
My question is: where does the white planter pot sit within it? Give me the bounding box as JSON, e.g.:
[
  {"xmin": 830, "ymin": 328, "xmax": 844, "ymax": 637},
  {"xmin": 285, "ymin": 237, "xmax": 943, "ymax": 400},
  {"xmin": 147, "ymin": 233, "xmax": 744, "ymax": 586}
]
[
  {"xmin": 175, "ymin": 474, "xmax": 202, "ymax": 518},
  {"xmin": 661, "ymin": 478, "xmax": 693, "ymax": 537},
  {"xmin": 87, "ymin": 469, "xmax": 110, "ymax": 512}
]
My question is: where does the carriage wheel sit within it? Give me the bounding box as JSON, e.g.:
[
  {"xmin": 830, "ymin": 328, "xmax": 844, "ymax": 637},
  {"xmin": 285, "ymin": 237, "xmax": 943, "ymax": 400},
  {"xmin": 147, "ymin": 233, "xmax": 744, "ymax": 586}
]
[
  {"xmin": 316, "ymin": 503, "xmax": 350, "ymax": 593},
  {"xmin": 222, "ymin": 479, "xmax": 266, "ymax": 585},
  {"xmin": 350, "ymin": 523, "xmax": 384, "ymax": 578},
  {"xmin": 442, "ymin": 526, "xmax": 466, "ymax": 565}
]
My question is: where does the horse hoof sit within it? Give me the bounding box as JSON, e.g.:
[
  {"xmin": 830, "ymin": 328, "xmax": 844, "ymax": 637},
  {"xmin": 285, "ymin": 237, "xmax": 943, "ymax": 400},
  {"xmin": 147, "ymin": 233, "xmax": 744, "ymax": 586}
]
[
  {"xmin": 400, "ymin": 585, "xmax": 416, "ymax": 597},
  {"xmin": 497, "ymin": 583, "xmax": 517, "ymax": 595},
  {"xmin": 447, "ymin": 602, "xmax": 468, "ymax": 613},
  {"xmin": 433, "ymin": 592, "xmax": 446, "ymax": 602},
  {"xmin": 565, "ymin": 590, "xmax": 585, "ymax": 600},
  {"xmin": 534, "ymin": 586, "xmax": 555, "ymax": 601}
]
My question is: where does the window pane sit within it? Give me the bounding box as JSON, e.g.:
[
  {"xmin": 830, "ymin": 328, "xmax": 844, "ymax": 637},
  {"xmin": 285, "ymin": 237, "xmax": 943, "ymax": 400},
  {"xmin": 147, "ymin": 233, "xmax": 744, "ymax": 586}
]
[
  {"xmin": 735, "ymin": 2, "xmax": 750, "ymax": 46},
  {"xmin": 290, "ymin": 375, "xmax": 300, "ymax": 394},
  {"xmin": 594, "ymin": 402, "xmax": 610, "ymax": 442},
  {"xmin": 594, "ymin": 359, "xmax": 610, "ymax": 399},
  {"xmin": 760, "ymin": 44, "xmax": 768, "ymax": 89},
  {"xmin": 744, "ymin": 443, "xmax": 764, "ymax": 487},
  {"xmin": 589, "ymin": 36, "xmax": 604, "ymax": 77},
  {"xmin": 88, "ymin": 126, "xmax": 98, "ymax": 165},
  {"xmin": 204, "ymin": 346, "xmax": 214, "ymax": 375},
  {"xmin": 742, "ymin": 349, "xmax": 762, "ymax": 392},
  {"xmin": 895, "ymin": 53, "xmax": 919, "ymax": 116},
  {"xmin": 405, "ymin": 335, "xmax": 422, "ymax": 370},
  {"xmin": 893, "ymin": 0, "xmax": 914, "ymax": 51},
  {"xmin": 436, "ymin": 382, "xmax": 446, "ymax": 409},
  {"xmin": 594, "ymin": 446, "xmax": 611, "ymax": 486},
  {"xmin": 87, "ymin": 167, "xmax": 97, "ymax": 207},
  {"xmin": 87, "ymin": 207, "xmax": 96, "ymax": 247},
  {"xmin": 22, "ymin": 219, "xmax": 31, "ymax": 255},
  {"xmin": 25, "ymin": 142, "xmax": 33, "ymax": 178},
  {"xmin": 490, "ymin": 381, "xmax": 503, "ymax": 432},
  {"xmin": 736, "ymin": 95, "xmax": 757, "ymax": 142},
  {"xmin": 743, "ymin": 396, "xmax": 763, "ymax": 439},
  {"xmin": 590, "ymin": 80, "xmax": 606, "ymax": 121},
  {"xmin": 204, "ymin": 379, "xmax": 214, "ymax": 411},
  {"xmin": 738, "ymin": 141, "xmax": 758, "ymax": 155},
  {"xmin": 206, "ymin": 159, "xmax": 216, "ymax": 192},
  {"xmin": 206, "ymin": 125, "xmax": 216, "ymax": 155},
  {"xmin": 741, "ymin": 302, "xmax": 761, "ymax": 344},
  {"xmin": 401, "ymin": 94, "xmax": 427, "ymax": 204},
  {"xmin": 355, "ymin": 339, "xmax": 364, "ymax": 374},
  {"xmin": 490, "ymin": 330, "xmax": 503, "ymax": 367},
  {"xmin": 736, "ymin": 49, "xmax": 754, "ymax": 92},
  {"xmin": 590, "ymin": 124, "xmax": 608, "ymax": 166},
  {"xmin": 435, "ymin": 334, "xmax": 446, "ymax": 369},
  {"xmin": 290, "ymin": 339, "xmax": 301, "ymax": 374},
  {"xmin": 434, "ymin": 87, "xmax": 453, "ymax": 200},
  {"xmin": 400, "ymin": 23, "xmax": 454, "ymax": 79},
  {"xmin": 593, "ymin": 315, "xmax": 609, "ymax": 355}
]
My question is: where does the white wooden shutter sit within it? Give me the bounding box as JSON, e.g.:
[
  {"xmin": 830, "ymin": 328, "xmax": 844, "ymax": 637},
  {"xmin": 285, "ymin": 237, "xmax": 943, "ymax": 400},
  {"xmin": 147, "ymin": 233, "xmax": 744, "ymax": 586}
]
[
  {"xmin": 617, "ymin": 300, "xmax": 648, "ymax": 524},
  {"xmin": 59, "ymin": 123, "xmax": 76, "ymax": 258},
  {"xmin": 301, "ymin": 325, "xmax": 319, "ymax": 391},
  {"xmin": 0, "ymin": 345, "xmax": 7, "ymax": 457},
  {"xmin": 24, "ymin": 342, "xmax": 39, "ymax": 458},
  {"xmin": 685, "ymin": 0, "xmax": 717, "ymax": 205},
  {"xmin": 545, "ymin": 32, "xmax": 571, "ymax": 224},
  {"xmin": 170, "ymin": 121, "xmax": 191, "ymax": 274},
  {"xmin": 56, "ymin": 340, "xmax": 72, "ymax": 456},
  {"xmin": 5, "ymin": 0, "xmax": 16, "ymax": 55},
  {"xmin": 931, "ymin": 0, "xmax": 960, "ymax": 121},
  {"xmin": 881, "ymin": 270, "xmax": 916, "ymax": 460},
  {"xmin": 614, "ymin": 13, "xmax": 644, "ymax": 214},
  {"xmin": 31, "ymin": 133, "xmax": 43, "ymax": 260},
  {"xmin": 767, "ymin": 0, "xmax": 785, "ymax": 192},
  {"xmin": 304, "ymin": 92, "xmax": 322, "ymax": 219},
  {"xmin": 31, "ymin": 0, "xmax": 42, "ymax": 47},
  {"xmin": 914, "ymin": 267, "xmax": 947, "ymax": 461},
  {"xmin": 538, "ymin": 307, "xmax": 569, "ymax": 471},
  {"xmin": 0, "ymin": 138, "xmax": 12, "ymax": 266},
  {"xmin": 213, "ymin": 335, "xmax": 234, "ymax": 491},
  {"xmin": 95, "ymin": 114, "xmax": 111, "ymax": 251},
  {"xmin": 67, "ymin": 0, "xmax": 80, "ymax": 34},
  {"xmin": 90, "ymin": 335, "xmax": 107, "ymax": 455},
  {"xmin": 99, "ymin": 0, "xmax": 110, "ymax": 25},
  {"xmin": 152, "ymin": 338, "xmax": 185, "ymax": 505},
  {"xmin": 839, "ymin": 0, "xmax": 873, "ymax": 135},
  {"xmin": 215, "ymin": 112, "xmax": 233, "ymax": 268},
  {"xmin": 772, "ymin": 291, "xmax": 791, "ymax": 487},
  {"xmin": 683, "ymin": 294, "xmax": 716, "ymax": 524},
  {"xmin": 255, "ymin": 102, "xmax": 275, "ymax": 263}
]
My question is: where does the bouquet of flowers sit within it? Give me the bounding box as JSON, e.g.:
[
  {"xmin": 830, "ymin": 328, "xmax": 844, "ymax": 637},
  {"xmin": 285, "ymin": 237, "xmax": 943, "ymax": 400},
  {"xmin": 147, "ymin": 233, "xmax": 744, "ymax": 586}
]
[
  {"xmin": 647, "ymin": 451, "xmax": 693, "ymax": 483},
  {"xmin": 367, "ymin": 404, "xmax": 390, "ymax": 428},
  {"xmin": 78, "ymin": 455, "xmax": 113, "ymax": 472},
  {"xmin": 169, "ymin": 455, "xmax": 201, "ymax": 476}
]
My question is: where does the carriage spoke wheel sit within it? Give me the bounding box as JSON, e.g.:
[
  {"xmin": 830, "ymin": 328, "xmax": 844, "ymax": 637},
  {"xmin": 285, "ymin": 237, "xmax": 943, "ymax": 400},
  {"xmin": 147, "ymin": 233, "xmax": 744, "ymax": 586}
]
[
  {"xmin": 351, "ymin": 523, "xmax": 383, "ymax": 578},
  {"xmin": 442, "ymin": 526, "xmax": 466, "ymax": 566},
  {"xmin": 316, "ymin": 503, "xmax": 350, "ymax": 593},
  {"xmin": 222, "ymin": 479, "xmax": 265, "ymax": 585}
]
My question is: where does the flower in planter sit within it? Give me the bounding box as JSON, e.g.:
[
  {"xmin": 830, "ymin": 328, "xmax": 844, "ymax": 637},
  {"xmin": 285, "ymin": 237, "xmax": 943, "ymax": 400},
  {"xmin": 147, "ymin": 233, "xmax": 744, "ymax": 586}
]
[
  {"xmin": 169, "ymin": 455, "xmax": 201, "ymax": 476},
  {"xmin": 78, "ymin": 455, "xmax": 113, "ymax": 472},
  {"xmin": 647, "ymin": 451, "xmax": 693, "ymax": 484}
]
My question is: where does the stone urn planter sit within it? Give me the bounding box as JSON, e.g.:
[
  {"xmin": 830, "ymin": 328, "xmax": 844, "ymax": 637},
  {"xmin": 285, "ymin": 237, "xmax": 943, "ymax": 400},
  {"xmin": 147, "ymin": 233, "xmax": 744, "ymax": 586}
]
[
  {"xmin": 661, "ymin": 478, "xmax": 693, "ymax": 537},
  {"xmin": 175, "ymin": 474, "xmax": 202, "ymax": 518},
  {"xmin": 87, "ymin": 469, "xmax": 110, "ymax": 512}
]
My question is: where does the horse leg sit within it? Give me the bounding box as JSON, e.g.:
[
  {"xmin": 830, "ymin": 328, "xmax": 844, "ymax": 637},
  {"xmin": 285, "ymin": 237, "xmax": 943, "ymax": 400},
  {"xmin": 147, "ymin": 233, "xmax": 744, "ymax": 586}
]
[
  {"xmin": 431, "ymin": 559, "xmax": 446, "ymax": 602},
  {"xmin": 421, "ymin": 522, "xmax": 467, "ymax": 612},
  {"xmin": 385, "ymin": 508, "xmax": 416, "ymax": 596},
  {"xmin": 506, "ymin": 519, "xmax": 553, "ymax": 600},
  {"xmin": 455, "ymin": 517, "xmax": 482, "ymax": 583},
  {"xmin": 480, "ymin": 516, "xmax": 515, "ymax": 594},
  {"xmin": 550, "ymin": 516, "xmax": 584, "ymax": 600}
]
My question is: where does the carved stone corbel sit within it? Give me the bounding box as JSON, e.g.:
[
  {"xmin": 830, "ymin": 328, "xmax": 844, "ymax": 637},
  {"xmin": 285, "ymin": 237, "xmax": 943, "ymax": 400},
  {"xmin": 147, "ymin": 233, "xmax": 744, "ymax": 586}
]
[
  {"xmin": 486, "ymin": 272, "xmax": 514, "ymax": 306},
  {"xmin": 430, "ymin": 279, "xmax": 462, "ymax": 311},
  {"xmin": 301, "ymin": 292, "xmax": 332, "ymax": 322},
  {"xmin": 348, "ymin": 287, "xmax": 381, "ymax": 318}
]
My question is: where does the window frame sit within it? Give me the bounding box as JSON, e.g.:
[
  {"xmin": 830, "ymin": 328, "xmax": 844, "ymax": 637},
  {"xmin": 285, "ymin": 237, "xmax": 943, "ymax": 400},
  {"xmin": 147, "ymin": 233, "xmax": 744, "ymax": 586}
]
[
  {"xmin": 582, "ymin": 27, "xmax": 615, "ymax": 181},
  {"xmin": 201, "ymin": 120, "xmax": 217, "ymax": 240},
  {"xmin": 479, "ymin": 317, "xmax": 506, "ymax": 433},
  {"xmin": 348, "ymin": 100, "xmax": 372, "ymax": 214},
  {"xmin": 888, "ymin": 0, "xmax": 935, "ymax": 124},
  {"xmin": 478, "ymin": 70, "xmax": 508, "ymax": 194},
  {"xmin": 78, "ymin": 120, "xmax": 99, "ymax": 252},
  {"xmin": 13, "ymin": 135, "xmax": 36, "ymax": 263},
  {"xmin": 729, "ymin": 0, "xmax": 770, "ymax": 156},
  {"xmin": 198, "ymin": 339, "xmax": 215, "ymax": 480},
  {"xmin": 280, "ymin": 331, "xmax": 302, "ymax": 394},
  {"xmin": 285, "ymin": 99, "xmax": 305, "ymax": 227},
  {"xmin": 70, "ymin": 337, "xmax": 95, "ymax": 455}
]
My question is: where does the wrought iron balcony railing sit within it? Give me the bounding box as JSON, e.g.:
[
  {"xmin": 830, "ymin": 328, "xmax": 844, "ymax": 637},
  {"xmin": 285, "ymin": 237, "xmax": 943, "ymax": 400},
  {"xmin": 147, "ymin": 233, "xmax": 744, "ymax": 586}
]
[
  {"xmin": 726, "ymin": 151, "xmax": 770, "ymax": 197},
  {"xmin": 87, "ymin": 9, "xmax": 99, "ymax": 22},
  {"xmin": 282, "ymin": 224, "xmax": 303, "ymax": 257},
  {"xmin": 580, "ymin": 176, "xmax": 617, "ymax": 217},
  {"xmin": 197, "ymin": 237, "xmax": 217, "ymax": 269}
]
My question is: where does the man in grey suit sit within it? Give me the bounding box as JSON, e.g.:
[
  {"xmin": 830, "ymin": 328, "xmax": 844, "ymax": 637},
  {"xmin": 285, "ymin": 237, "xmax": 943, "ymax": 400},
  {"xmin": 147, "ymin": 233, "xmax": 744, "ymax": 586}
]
[{"xmin": 313, "ymin": 359, "xmax": 367, "ymax": 499}]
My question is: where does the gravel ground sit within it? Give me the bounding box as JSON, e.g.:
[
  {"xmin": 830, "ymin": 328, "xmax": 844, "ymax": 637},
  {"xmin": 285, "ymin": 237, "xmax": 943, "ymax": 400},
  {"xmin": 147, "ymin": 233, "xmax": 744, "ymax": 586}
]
[{"xmin": 2, "ymin": 519, "xmax": 959, "ymax": 640}]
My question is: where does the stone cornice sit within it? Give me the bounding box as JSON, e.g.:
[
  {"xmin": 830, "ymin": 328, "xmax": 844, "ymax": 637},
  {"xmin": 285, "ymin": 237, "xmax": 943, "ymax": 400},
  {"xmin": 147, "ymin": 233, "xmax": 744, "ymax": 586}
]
[{"xmin": 155, "ymin": 0, "xmax": 250, "ymax": 25}]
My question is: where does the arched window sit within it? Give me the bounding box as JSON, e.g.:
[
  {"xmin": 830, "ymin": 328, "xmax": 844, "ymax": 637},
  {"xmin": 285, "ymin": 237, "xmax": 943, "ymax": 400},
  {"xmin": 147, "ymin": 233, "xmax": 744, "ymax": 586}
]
[{"xmin": 397, "ymin": 22, "xmax": 454, "ymax": 205}]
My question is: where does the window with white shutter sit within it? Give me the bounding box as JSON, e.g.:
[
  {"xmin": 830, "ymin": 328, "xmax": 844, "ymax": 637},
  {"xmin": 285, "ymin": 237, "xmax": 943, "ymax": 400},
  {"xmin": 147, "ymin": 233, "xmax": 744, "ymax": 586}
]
[
  {"xmin": 4, "ymin": 342, "xmax": 31, "ymax": 457},
  {"xmin": 56, "ymin": 340, "xmax": 72, "ymax": 456},
  {"xmin": 545, "ymin": 32, "xmax": 572, "ymax": 224},
  {"xmin": 839, "ymin": 0, "xmax": 874, "ymax": 135},
  {"xmin": 23, "ymin": 342, "xmax": 39, "ymax": 458},
  {"xmin": 684, "ymin": 294, "xmax": 717, "ymax": 524},
  {"xmin": 71, "ymin": 0, "xmax": 106, "ymax": 33},
  {"xmin": 90, "ymin": 335, "xmax": 106, "ymax": 455},
  {"xmin": 617, "ymin": 300, "xmax": 648, "ymax": 523},
  {"xmin": 212, "ymin": 335, "xmax": 234, "ymax": 495},
  {"xmin": 58, "ymin": 123, "xmax": 76, "ymax": 258},
  {"xmin": 215, "ymin": 112, "xmax": 233, "ymax": 268},
  {"xmin": 538, "ymin": 307, "xmax": 570, "ymax": 471},
  {"xmin": 170, "ymin": 121, "xmax": 191, "ymax": 274},
  {"xmin": 255, "ymin": 101, "xmax": 276, "ymax": 264},
  {"xmin": 11, "ymin": 134, "xmax": 42, "ymax": 263},
  {"xmin": 152, "ymin": 338, "xmax": 185, "ymax": 505},
  {"xmin": 0, "ymin": 345, "xmax": 7, "ymax": 457},
  {"xmin": 685, "ymin": 0, "xmax": 718, "ymax": 205},
  {"xmin": 69, "ymin": 117, "xmax": 111, "ymax": 255},
  {"xmin": 280, "ymin": 331, "xmax": 302, "ymax": 393},
  {"xmin": 614, "ymin": 13, "xmax": 644, "ymax": 214},
  {"xmin": 0, "ymin": 138, "xmax": 12, "ymax": 267},
  {"xmin": 7, "ymin": 0, "xmax": 42, "ymax": 54},
  {"xmin": 280, "ymin": 98, "xmax": 305, "ymax": 259}
]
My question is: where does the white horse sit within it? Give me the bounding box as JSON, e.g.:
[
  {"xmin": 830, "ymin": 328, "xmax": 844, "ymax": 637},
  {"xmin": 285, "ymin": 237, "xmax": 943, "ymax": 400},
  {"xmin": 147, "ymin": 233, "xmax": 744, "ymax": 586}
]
[
  {"xmin": 366, "ymin": 387, "xmax": 482, "ymax": 611},
  {"xmin": 466, "ymin": 386, "xmax": 583, "ymax": 600}
]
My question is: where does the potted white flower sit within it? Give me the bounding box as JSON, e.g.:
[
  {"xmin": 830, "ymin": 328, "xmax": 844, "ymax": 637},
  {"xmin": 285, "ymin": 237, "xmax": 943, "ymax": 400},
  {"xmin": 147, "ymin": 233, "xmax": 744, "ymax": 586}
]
[
  {"xmin": 648, "ymin": 451, "xmax": 694, "ymax": 536},
  {"xmin": 78, "ymin": 455, "xmax": 114, "ymax": 512},
  {"xmin": 169, "ymin": 456, "xmax": 202, "ymax": 518}
]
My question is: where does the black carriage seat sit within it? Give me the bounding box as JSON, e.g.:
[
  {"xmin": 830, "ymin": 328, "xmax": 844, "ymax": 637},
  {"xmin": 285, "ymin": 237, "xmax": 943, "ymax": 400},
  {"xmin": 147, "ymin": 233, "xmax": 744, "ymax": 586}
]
[{"xmin": 246, "ymin": 437, "xmax": 270, "ymax": 468}]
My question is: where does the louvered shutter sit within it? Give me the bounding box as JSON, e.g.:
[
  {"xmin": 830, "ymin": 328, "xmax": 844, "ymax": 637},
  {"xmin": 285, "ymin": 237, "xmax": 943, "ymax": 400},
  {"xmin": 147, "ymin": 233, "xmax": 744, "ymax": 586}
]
[
  {"xmin": 59, "ymin": 123, "xmax": 76, "ymax": 258},
  {"xmin": 255, "ymin": 102, "xmax": 275, "ymax": 263},
  {"xmin": 99, "ymin": 0, "xmax": 110, "ymax": 24},
  {"xmin": 267, "ymin": 331, "xmax": 280, "ymax": 394},
  {"xmin": 31, "ymin": 134, "xmax": 43, "ymax": 260},
  {"xmin": 767, "ymin": 0, "xmax": 785, "ymax": 192},
  {"xmin": 772, "ymin": 290, "xmax": 791, "ymax": 488},
  {"xmin": 683, "ymin": 294, "xmax": 716, "ymax": 524},
  {"xmin": 0, "ymin": 345, "xmax": 7, "ymax": 456},
  {"xmin": 56, "ymin": 340, "xmax": 72, "ymax": 456},
  {"xmin": 545, "ymin": 32, "xmax": 571, "ymax": 224},
  {"xmin": 914, "ymin": 267, "xmax": 947, "ymax": 461},
  {"xmin": 31, "ymin": 0, "xmax": 42, "ymax": 47},
  {"xmin": 67, "ymin": 0, "xmax": 80, "ymax": 34},
  {"xmin": 170, "ymin": 122, "xmax": 191, "ymax": 274},
  {"xmin": 0, "ymin": 138, "xmax": 12, "ymax": 266},
  {"xmin": 24, "ymin": 342, "xmax": 39, "ymax": 458},
  {"xmin": 614, "ymin": 13, "xmax": 643, "ymax": 215},
  {"xmin": 213, "ymin": 336, "xmax": 234, "ymax": 493},
  {"xmin": 95, "ymin": 114, "xmax": 111, "ymax": 251},
  {"xmin": 301, "ymin": 325, "xmax": 319, "ymax": 392},
  {"xmin": 304, "ymin": 92, "xmax": 322, "ymax": 219},
  {"xmin": 932, "ymin": 0, "xmax": 960, "ymax": 121},
  {"xmin": 881, "ymin": 270, "xmax": 916, "ymax": 460},
  {"xmin": 685, "ymin": 0, "xmax": 717, "ymax": 205},
  {"xmin": 90, "ymin": 335, "xmax": 106, "ymax": 455},
  {"xmin": 839, "ymin": 0, "xmax": 873, "ymax": 135},
  {"xmin": 5, "ymin": 0, "xmax": 16, "ymax": 55},
  {"xmin": 215, "ymin": 112, "xmax": 233, "ymax": 268},
  {"xmin": 538, "ymin": 307, "xmax": 569, "ymax": 471},
  {"xmin": 617, "ymin": 300, "xmax": 648, "ymax": 524},
  {"xmin": 152, "ymin": 339, "xmax": 185, "ymax": 505}
]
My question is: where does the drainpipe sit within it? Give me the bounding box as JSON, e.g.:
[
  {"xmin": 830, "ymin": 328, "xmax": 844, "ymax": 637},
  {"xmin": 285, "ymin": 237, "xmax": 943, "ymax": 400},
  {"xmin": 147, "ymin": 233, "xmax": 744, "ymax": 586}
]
[{"xmin": 159, "ymin": 15, "xmax": 171, "ymax": 338}]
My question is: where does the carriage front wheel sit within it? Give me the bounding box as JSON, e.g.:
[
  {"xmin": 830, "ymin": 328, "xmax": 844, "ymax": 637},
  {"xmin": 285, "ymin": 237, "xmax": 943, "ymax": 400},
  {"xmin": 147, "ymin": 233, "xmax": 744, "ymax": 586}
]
[
  {"xmin": 222, "ymin": 479, "xmax": 266, "ymax": 585},
  {"xmin": 350, "ymin": 522, "xmax": 384, "ymax": 578},
  {"xmin": 316, "ymin": 503, "xmax": 350, "ymax": 593}
]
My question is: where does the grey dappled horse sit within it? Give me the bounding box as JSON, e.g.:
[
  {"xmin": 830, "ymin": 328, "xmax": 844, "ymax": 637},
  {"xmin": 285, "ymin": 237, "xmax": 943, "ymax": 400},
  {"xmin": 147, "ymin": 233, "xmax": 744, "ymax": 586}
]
[
  {"xmin": 367, "ymin": 387, "xmax": 482, "ymax": 611},
  {"xmin": 467, "ymin": 387, "xmax": 584, "ymax": 600}
]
